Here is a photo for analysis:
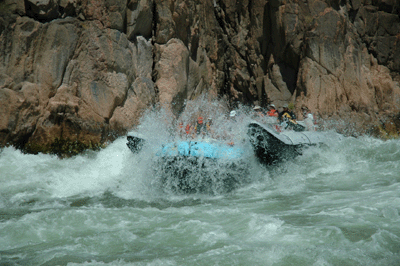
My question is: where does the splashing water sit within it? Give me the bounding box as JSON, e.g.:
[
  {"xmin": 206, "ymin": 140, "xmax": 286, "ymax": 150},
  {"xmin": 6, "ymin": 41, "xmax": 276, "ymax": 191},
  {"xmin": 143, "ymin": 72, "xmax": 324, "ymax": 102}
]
[
  {"xmin": 128, "ymin": 98, "xmax": 261, "ymax": 195},
  {"xmin": 1, "ymin": 99, "xmax": 400, "ymax": 265}
]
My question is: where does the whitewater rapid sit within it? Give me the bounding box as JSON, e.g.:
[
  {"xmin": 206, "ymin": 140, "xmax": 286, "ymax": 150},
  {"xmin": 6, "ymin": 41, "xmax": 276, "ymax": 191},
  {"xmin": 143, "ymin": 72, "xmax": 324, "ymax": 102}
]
[{"xmin": 1, "ymin": 105, "xmax": 400, "ymax": 265}]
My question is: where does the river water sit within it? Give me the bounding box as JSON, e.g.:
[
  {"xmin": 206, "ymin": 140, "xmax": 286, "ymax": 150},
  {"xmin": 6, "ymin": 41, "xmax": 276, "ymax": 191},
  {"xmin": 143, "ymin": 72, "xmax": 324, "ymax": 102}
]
[{"xmin": 1, "ymin": 110, "xmax": 400, "ymax": 265}]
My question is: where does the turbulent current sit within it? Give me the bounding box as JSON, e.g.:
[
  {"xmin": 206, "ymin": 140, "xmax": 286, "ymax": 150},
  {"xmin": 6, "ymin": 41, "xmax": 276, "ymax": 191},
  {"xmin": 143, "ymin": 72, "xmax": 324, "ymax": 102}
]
[{"xmin": 1, "ymin": 108, "xmax": 400, "ymax": 265}]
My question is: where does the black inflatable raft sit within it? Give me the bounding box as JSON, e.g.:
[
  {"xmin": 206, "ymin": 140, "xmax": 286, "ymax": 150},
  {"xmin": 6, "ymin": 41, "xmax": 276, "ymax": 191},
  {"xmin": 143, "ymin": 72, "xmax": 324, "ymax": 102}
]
[{"xmin": 247, "ymin": 121, "xmax": 326, "ymax": 165}]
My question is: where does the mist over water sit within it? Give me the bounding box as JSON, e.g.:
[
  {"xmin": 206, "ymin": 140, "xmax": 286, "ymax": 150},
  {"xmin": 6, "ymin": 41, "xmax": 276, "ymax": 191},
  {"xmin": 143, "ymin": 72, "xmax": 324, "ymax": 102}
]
[{"xmin": 1, "ymin": 100, "xmax": 400, "ymax": 265}]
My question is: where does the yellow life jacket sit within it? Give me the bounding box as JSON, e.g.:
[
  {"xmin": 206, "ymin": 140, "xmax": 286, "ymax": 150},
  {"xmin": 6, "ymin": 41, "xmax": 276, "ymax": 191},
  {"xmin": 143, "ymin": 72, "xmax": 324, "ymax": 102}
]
[{"xmin": 282, "ymin": 112, "xmax": 297, "ymax": 124}]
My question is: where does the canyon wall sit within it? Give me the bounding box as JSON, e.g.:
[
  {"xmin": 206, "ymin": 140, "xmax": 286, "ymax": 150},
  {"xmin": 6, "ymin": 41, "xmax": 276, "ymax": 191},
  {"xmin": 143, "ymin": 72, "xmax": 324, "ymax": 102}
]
[{"xmin": 1, "ymin": 0, "xmax": 399, "ymax": 155}]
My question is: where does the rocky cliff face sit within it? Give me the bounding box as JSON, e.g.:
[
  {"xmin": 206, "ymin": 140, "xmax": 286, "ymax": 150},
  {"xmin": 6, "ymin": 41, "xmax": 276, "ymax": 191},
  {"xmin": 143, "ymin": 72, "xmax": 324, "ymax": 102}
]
[{"xmin": 1, "ymin": 0, "xmax": 399, "ymax": 155}]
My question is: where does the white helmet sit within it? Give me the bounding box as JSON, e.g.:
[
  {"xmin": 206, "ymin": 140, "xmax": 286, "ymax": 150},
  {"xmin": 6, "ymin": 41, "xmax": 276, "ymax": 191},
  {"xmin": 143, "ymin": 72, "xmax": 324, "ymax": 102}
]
[{"xmin": 229, "ymin": 110, "xmax": 237, "ymax": 117}]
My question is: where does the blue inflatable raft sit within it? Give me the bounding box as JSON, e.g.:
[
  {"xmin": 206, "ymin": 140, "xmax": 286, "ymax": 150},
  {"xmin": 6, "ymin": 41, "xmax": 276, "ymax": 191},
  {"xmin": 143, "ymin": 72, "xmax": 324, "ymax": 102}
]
[
  {"xmin": 157, "ymin": 140, "xmax": 245, "ymax": 160},
  {"xmin": 127, "ymin": 135, "xmax": 251, "ymax": 193}
]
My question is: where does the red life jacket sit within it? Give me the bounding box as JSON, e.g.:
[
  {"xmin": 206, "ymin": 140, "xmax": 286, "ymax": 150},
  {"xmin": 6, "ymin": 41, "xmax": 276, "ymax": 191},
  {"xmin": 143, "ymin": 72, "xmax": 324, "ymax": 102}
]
[
  {"xmin": 185, "ymin": 124, "xmax": 191, "ymax": 135},
  {"xmin": 267, "ymin": 109, "xmax": 278, "ymax": 117}
]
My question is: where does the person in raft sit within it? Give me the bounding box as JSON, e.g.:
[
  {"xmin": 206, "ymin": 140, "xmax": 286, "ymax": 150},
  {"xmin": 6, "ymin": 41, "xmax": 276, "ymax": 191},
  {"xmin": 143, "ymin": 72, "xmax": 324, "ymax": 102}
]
[
  {"xmin": 301, "ymin": 106, "xmax": 315, "ymax": 131},
  {"xmin": 266, "ymin": 104, "xmax": 278, "ymax": 117},
  {"xmin": 278, "ymin": 104, "xmax": 304, "ymax": 131},
  {"xmin": 253, "ymin": 106, "xmax": 264, "ymax": 118}
]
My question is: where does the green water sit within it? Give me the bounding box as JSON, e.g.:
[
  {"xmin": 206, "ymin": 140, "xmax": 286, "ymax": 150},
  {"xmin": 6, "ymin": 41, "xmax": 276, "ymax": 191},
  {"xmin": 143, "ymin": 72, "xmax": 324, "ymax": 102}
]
[{"xmin": 1, "ymin": 134, "xmax": 400, "ymax": 265}]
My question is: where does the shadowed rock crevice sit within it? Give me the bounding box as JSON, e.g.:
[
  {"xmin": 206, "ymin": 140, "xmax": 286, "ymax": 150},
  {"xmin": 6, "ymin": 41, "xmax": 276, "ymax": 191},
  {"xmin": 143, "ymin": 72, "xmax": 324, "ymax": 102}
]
[{"xmin": 24, "ymin": 0, "xmax": 60, "ymax": 22}]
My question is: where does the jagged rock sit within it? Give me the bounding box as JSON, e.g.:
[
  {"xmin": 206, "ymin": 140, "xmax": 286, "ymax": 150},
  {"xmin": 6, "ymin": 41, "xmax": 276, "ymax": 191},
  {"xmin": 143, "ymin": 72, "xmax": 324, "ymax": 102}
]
[
  {"xmin": 0, "ymin": 88, "xmax": 23, "ymax": 147},
  {"xmin": 1, "ymin": 0, "xmax": 400, "ymax": 155},
  {"xmin": 153, "ymin": 0, "xmax": 175, "ymax": 44},
  {"xmin": 110, "ymin": 76, "xmax": 156, "ymax": 133},
  {"xmin": 295, "ymin": 6, "xmax": 400, "ymax": 128},
  {"xmin": 109, "ymin": 36, "xmax": 155, "ymax": 132},
  {"xmin": 0, "ymin": 0, "xmax": 25, "ymax": 17},
  {"xmin": 59, "ymin": 0, "xmax": 77, "ymax": 17},
  {"xmin": 354, "ymin": 3, "xmax": 400, "ymax": 72},
  {"xmin": 127, "ymin": 0, "xmax": 153, "ymax": 40},
  {"xmin": 77, "ymin": 0, "xmax": 127, "ymax": 31},
  {"xmin": 154, "ymin": 38, "xmax": 190, "ymax": 116},
  {"xmin": 25, "ymin": 0, "xmax": 60, "ymax": 21},
  {"xmin": 0, "ymin": 15, "xmax": 154, "ymax": 155}
]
